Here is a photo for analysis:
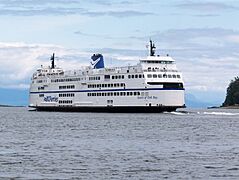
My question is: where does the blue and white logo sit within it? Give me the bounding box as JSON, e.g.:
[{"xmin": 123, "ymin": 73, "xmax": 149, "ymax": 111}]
[
  {"xmin": 91, "ymin": 54, "xmax": 104, "ymax": 69},
  {"xmin": 44, "ymin": 96, "xmax": 58, "ymax": 102}
]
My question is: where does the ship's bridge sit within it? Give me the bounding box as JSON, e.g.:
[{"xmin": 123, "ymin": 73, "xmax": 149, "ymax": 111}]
[
  {"xmin": 32, "ymin": 67, "xmax": 64, "ymax": 79},
  {"xmin": 140, "ymin": 55, "xmax": 178, "ymax": 73}
]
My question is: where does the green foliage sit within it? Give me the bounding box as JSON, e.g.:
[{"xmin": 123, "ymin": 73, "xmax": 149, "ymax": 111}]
[{"xmin": 223, "ymin": 76, "xmax": 239, "ymax": 106}]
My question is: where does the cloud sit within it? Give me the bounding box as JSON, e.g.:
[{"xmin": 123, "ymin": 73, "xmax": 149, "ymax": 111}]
[
  {"xmin": 0, "ymin": 42, "xmax": 92, "ymax": 89},
  {"xmin": 175, "ymin": 1, "xmax": 239, "ymax": 12},
  {"xmin": 82, "ymin": 10, "xmax": 153, "ymax": 18},
  {"xmin": 0, "ymin": 0, "xmax": 153, "ymax": 17}
]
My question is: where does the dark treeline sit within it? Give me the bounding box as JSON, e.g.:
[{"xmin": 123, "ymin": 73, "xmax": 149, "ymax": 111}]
[{"xmin": 223, "ymin": 77, "xmax": 239, "ymax": 106}]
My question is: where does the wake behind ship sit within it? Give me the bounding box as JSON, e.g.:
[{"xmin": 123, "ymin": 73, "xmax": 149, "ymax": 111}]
[{"xmin": 29, "ymin": 40, "xmax": 185, "ymax": 112}]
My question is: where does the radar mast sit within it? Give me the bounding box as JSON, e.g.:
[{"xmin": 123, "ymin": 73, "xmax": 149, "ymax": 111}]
[
  {"xmin": 148, "ymin": 40, "xmax": 156, "ymax": 56},
  {"xmin": 51, "ymin": 53, "xmax": 55, "ymax": 69}
]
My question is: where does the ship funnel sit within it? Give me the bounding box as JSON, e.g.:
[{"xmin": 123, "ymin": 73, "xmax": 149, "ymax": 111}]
[{"xmin": 91, "ymin": 54, "xmax": 104, "ymax": 69}]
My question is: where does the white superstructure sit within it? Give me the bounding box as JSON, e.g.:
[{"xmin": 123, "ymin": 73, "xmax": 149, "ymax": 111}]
[{"xmin": 29, "ymin": 40, "xmax": 185, "ymax": 112}]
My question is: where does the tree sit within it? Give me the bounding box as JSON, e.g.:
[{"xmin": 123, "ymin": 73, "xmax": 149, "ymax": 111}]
[{"xmin": 223, "ymin": 77, "xmax": 239, "ymax": 106}]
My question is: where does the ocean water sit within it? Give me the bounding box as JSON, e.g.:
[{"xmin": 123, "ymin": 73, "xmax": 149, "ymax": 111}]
[{"xmin": 0, "ymin": 107, "xmax": 239, "ymax": 179}]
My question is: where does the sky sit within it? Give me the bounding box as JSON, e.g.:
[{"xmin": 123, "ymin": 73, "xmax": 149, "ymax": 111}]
[{"xmin": 0, "ymin": 0, "xmax": 239, "ymax": 106}]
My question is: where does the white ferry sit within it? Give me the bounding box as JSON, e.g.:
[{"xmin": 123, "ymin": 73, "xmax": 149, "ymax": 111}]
[{"xmin": 29, "ymin": 40, "xmax": 185, "ymax": 112}]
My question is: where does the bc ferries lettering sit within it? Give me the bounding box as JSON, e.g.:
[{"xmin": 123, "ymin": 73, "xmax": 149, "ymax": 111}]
[
  {"xmin": 44, "ymin": 96, "xmax": 58, "ymax": 102},
  {"xmin": 138, "ymin": 96, "xmax": 158, "ymax": 100}
]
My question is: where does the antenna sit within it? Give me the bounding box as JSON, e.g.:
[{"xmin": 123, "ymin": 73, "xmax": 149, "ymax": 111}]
[{"xmin": 51, "ymin": 53, "xmax": 55, "ymax": 69}]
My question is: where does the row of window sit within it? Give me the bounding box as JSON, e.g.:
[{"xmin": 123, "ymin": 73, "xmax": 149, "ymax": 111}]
[
  {"xmin": 59, "ymin": 93, "xmax": 75, "ymax": 97},
  {"xmin": 87, "ymin": 91, "xmax": 140, "ymax": 97},
  {"xmin": 52, "ymin": 78, "xmax": 82, "ymax": 83},
  {"xmin": 37, "ymin": 80, "xmax": 47, "ymax": 83},
  {"xmin": 36, "ymin": 73, "xmax": 148, "ymax": 84},
  {"xmin": 147, "ymin": 74, "xmax": 181, "ymax": 79},
  {"xmin": 89, "ymin": 76, "xmax": 100, "ymax": 81},
  {"xmin": 38, "ymin": 87, "xmax": 45, "ymax": 90},
  {"xmin": 88, "ymin": 83, "xmax": 125, "ymax": 88},
  {"xmin": 59, "ymin": 85, "xmax": 75, "ymax": 89},
  {"xmin": 147, "ymin": 82, "xmax": 184, "ymax": 88},
  {"xmin": 112, "ymin": 75, "xmax": 124, "ymax": 79},
  {"xmin": 59, "ymin": 100, "xmax": 73, "ymax": 104},
  {"xmin": 141, "ymin": 60, "xmax": 173, "ymax": 64},
  {"xmin": 128, "ymin": 74, "xmax": 144, "ymax": 79},
  {"xmin": 37, "ymin": 73, "xmax": 146, "ymax": 84}
]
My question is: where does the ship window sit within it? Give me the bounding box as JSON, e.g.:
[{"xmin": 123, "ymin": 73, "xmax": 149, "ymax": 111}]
[
  {"xmin": 163, "ymin": 74, "xmax": 167, "ymax": 78},
  {"xmin": 132, "ymin": 75, "xmax": 134, "ymax": 78},
  {"xmin": 173, "ymin": 75, "xmax": 176, "ymax": 78},
  {"xmin": 135, "ymin": 74, "xmax": 138, "ymax": 78},
  {"xmin": 121, "ymin": 83, "xmax": 125, "ymax": 87},
  {"xmin": 128, "ymin": 75, "xmax": 131, "ymax": 79},
  {"xmin": 177, "ymin": 75, "xmax": 181, "ymax": 78},
  {"xmin": 127, "ymin": 92, "xmax": 130, "ymax": 96},
  {"xmin": 110, "ymin": 92, "xmax": 113, "ymax": 96},
  {"xmin": 117, "ymin": 92, "xmax": 119, "ymax": 96},
  {"xmin": 147, "ymin": 74, "xmax": 152, "ymax": 78},
  {"xmin": 112, "ymin": 76, "xmax": 115, "ymax": 79},
  {"xmin": 104, "ymin": 75, "xmax": 110, "ymax": 79},
  {"xmin": 153, "ymin": 74, "xmax": 157, "ymax": 78},
  {"xmin": 139, "ymin": 74, "xmax": 142, "ymax": 78},
  {"xmin": 130, "ymin": 92, "xmax": 133, "ymax": 96},
  {"xmin": 122, "ymin": 75, "xmax": 124, "ymax": 79},
  {"xmin": 134, "ymin": 92, "xmax": 137, "ymax": 96},
  {"xmin": 111, "ymin": 84, "xmax": 113, "ymax": 87},
  {"xmin": 39, "ymin": 94, "xmax": 44, "ymax": 97},
  {"xmin": 168, "ymin": 74, "xmax": 172, "ymax": 78},
  {"xmin": 158, "ymin": 74, "xmax": 162, "ymax": 78},
  {"xmin": 163, "ymin": 83, "xmax": 183, "ymax": 89}
]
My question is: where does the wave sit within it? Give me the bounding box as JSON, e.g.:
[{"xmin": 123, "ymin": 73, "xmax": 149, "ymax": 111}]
[
  {"xmin": 164, "ymin": 111, "xmax": 188, "ymax": 115},
  {"xmin": 202, "ymin": 112, "xmax": 239, "ymax": 116}
]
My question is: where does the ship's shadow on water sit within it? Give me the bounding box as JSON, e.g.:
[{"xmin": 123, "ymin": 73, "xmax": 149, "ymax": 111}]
[{"xmin": 1, "ymin": 107, "xmax": 239, "ymax": 179}]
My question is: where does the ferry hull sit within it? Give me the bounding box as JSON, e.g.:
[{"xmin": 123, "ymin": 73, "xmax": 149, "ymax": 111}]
[{"xmin": 29, "ymin": 105, "xmax": 185, "ymax": 113}]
